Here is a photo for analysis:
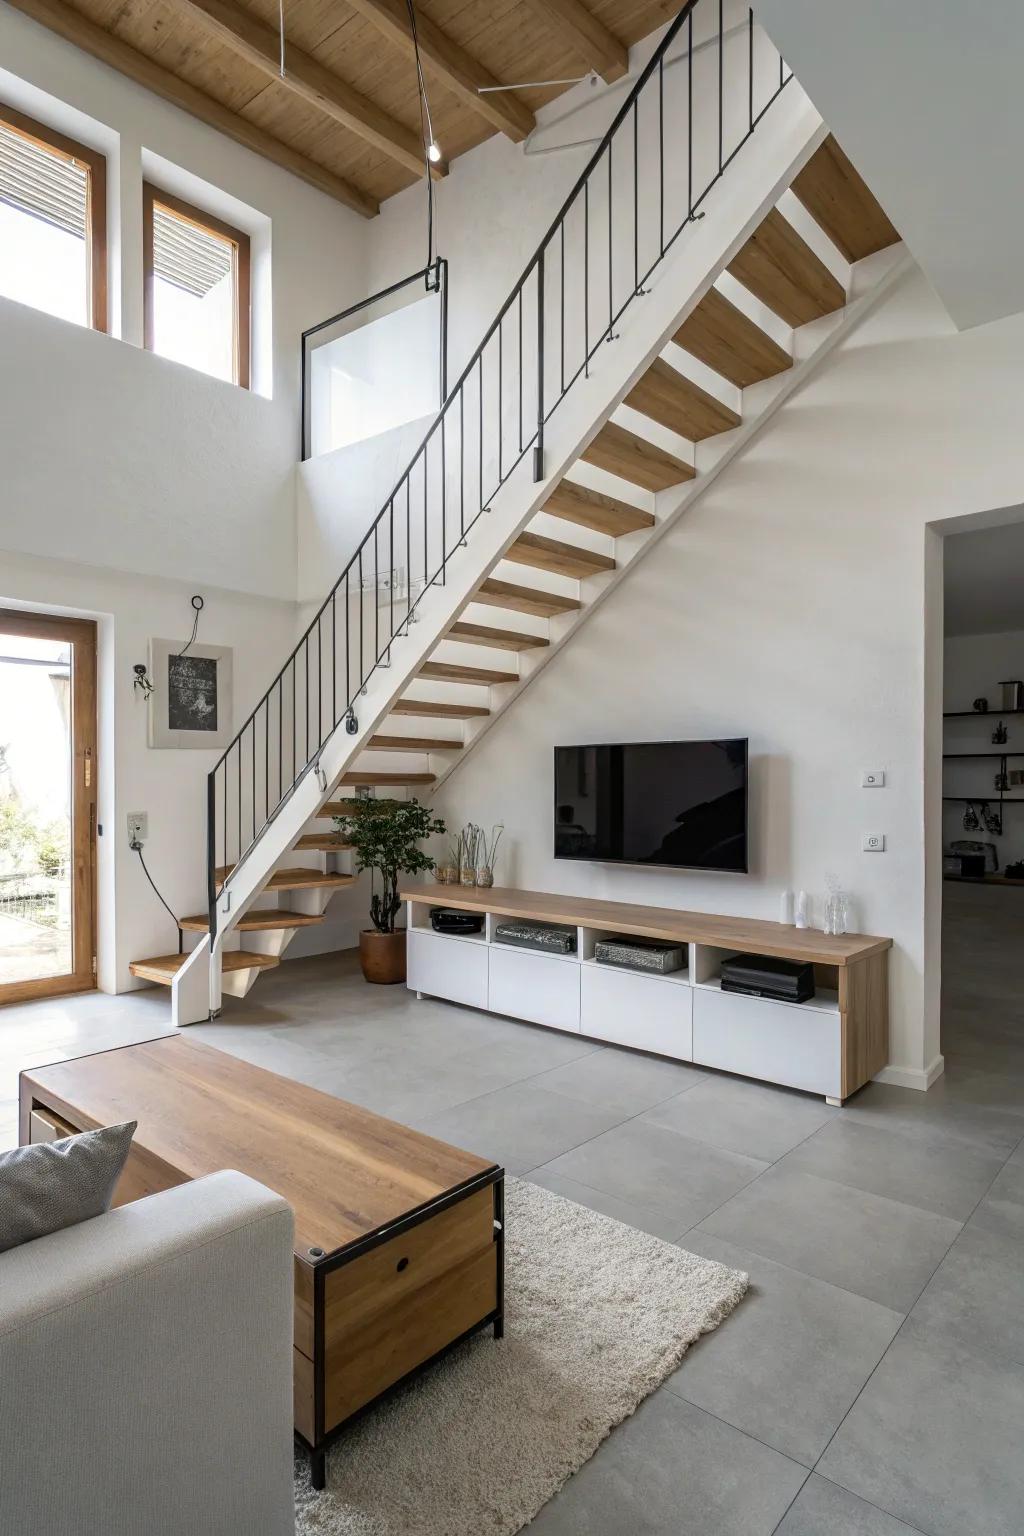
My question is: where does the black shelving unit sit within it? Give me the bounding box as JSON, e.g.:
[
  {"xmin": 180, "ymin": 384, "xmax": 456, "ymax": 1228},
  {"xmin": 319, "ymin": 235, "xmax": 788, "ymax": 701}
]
[
  {"xmin": 944, "ymin": 708, "xmax": 1024, "ymax": 719},
  {"xmin": 943, "ymin": 751, "xmax": 1024, "ymax": 759}
]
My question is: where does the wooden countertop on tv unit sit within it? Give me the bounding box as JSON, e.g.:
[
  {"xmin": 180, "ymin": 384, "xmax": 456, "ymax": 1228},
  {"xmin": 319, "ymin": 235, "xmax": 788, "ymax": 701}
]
[{"xmin": 401, "ymin": 883, "xmax": 892, "ymax": 967}]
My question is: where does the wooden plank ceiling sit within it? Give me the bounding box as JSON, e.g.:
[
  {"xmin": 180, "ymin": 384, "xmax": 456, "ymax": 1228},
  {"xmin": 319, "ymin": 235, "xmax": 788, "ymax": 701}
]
[{"xmin": 7, "ymin": 0, "xmax": 680, "ymax": 215}]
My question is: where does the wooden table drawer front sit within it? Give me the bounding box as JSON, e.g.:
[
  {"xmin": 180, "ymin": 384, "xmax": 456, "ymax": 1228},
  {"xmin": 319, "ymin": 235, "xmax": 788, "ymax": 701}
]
[
  {"xmin": 323, "ymin": 1186, "xmax": 494, "ymax": 1348},
  {"xmin": 324, "ymin": 1244, "xmax": 497, "ymax": 1431}
]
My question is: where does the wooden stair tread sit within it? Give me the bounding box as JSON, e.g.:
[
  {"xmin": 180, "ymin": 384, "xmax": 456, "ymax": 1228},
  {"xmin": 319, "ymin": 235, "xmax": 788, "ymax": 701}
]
[
  {"xmin": 368, "ymin": 734, "xmax": 463, "ymax": 751},
  {"xmin": 728, "ymin": 208, "xmax": 846, "ymax": 327},
  {"xmin": 391, "ymin": 699, "xmax": 490, "ymax": 719},
  {"xmin": 419, "ymin": 660, "xmax": 518, "ymax": 685},
  {"xmin": 506, "ymin": 531, "xmax": 616, "ymax": 578},
  {"xmin": 293, "ymin": 833, "xmax": 353, "ymax": 850},
  {"xmin": 129, "ymin": 950, "xmax": 280, "ymax": 985},
  {"xmin": 179, "ymin": 909, "xmax": 325, "ymax": 933},
  {"xmin": 543, "ymin": 479, "xmax": 655, "ymax": 537},
  {"xmin": 474, "ymin": 578, "xmax": 581, "ymax": 618},
  {"xmin": 338, "ymin": 772, "xmax": 436, "ymax": 785},
  {"xmin": 579, "ymin": 420, "xmax": 694, "ymax": 492},
  {"xmin": 673, "ymin": 287, "xmax": 792, "ymax": 388},
  {"xmin": 791, "ymin": 135, "xmax": 899, "ymax": 264},
  {"xmin": 446, "ymin": 620, "xmax": 550, "ymax": 652},
  {"xmin": 215, "ymin": 866, "xmax": 356, "ymax": 892},
  {"xmin": 625, "ymin": 357, "xmax": 740, "ymax": 441}
]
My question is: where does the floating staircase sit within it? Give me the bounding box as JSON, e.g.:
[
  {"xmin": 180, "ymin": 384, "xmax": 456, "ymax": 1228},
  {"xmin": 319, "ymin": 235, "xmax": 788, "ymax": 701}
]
[{"xmin": 127, "ymin": 0, "xmax": 905, "ymax": 1026}]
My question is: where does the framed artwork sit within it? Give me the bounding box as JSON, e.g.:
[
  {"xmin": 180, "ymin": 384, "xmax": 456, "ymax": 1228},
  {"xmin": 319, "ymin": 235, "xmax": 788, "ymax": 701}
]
[{"xmin": 148, "ymin": 639, "xmax": 233, "ymax": 749}]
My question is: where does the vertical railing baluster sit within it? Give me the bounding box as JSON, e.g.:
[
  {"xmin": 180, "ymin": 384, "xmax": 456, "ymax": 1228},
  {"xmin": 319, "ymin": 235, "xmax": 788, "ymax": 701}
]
[
  {"xmin": 459, "ymin": 392, "xmax": 465, "ymax": 539},
  {"xmin": 749, "ymin": 6, "xmax": 754, "ymax": 132},
  {"xmin": 440, "ymin": 410, "xmax": 447, "ymax": 584},
  {"xmin": 331, "ymin": 590, "xmax": 337, "ymax": 727},
  {"xmin": 251, "ymin": 719, "xmax": 256, "ymax": 844},
  {"xmin": 478, "ymin": 355, "xmax": 484, "ymax": 512},
  {"xmin": 534, "ymin": 251, "xmax": 545, "ymax": 480},
  {"xmin": 345, "ymin": 568, "xmax": 351, "ymax": 707},
  {"xmin": 633, "ymin": 99, "xmax": 639, "ymax": 294},
  {"xmin": 373, "ymin": 521, "xmax": 379, "ymax": 664},
  {"xmin": 264, "ymin": 700, "xmax": 268, "ymax": 825},
  {"xmin": 358, "ymin": 547, "xmax": 364, "ymax": 693},
  {"xmin": 718, "ymin": 0, "xmax": 724, "ymax": 174},
  {"xmin": 584, "ymin": 180, "xmax": 590, "ymax": 374},
  {"xmin": 607, "ymin": 146, "xmax": 614, "ymax": 335},
  {"xmin": 687, "ymin": 7, "xmax": 693, "ymax": 218},
  {"xmin": 560, "ymin": 221, "xmax": 565, "ymax": 394},
  {"xmin": 498, "ymin": 318, "xmax": 503, "ymax": 484},
  {"xmin": 389, "ymin": 499, "xmax": 395, "ymax": 654},
  {"xmin": 658, "ymin": 54, "xmax": 664, "ymax": 257},
  {"xmin": 405, "ymin": 477, "xmax": 411, "ymax": 625}
]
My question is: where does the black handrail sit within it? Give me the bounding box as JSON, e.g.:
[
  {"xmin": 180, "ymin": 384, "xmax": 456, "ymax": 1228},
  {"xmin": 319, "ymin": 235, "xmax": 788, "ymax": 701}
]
[{"xmin": 206, "ymin": 0, "xmax": 791, "ymax": 948}]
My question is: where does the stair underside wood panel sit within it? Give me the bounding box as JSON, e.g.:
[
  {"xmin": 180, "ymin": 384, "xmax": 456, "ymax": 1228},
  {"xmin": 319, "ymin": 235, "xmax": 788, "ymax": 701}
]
[
  {"xmin": 728, "ymin": 208, "xmax": 846, "ymax": 326},
  {"xmin": 215, "ymin": 866, "xmax": 356, "ymax": 892},
  {"xmin": 445, "ymin": 621, "xmax": 550, "ymax": 652},
  {"xmin": 790, "ymin": 135, "xmax": 899, "ymax": 263},
  {"xmin": 625, "ymin": 357, "xmax": 741, "ymax": 440},
  {"xmin": 368, "ymin": 734, "xmax": 463, "ymax": 751},
  {"xmin": 179, "ymin": 909, "xmax": 325, "ymax": 933},
  {"xmin": 579, "ymin": 420, "xmax": 694, "ymax": 491},
  {"xmin": 673, "ymin": 287, "xmax": 792, "ymax": 387},
  {"xmin": 474, "ymin": 578, "xmax": 581, "ymax": 617},
  {"xmin": 506, "ymin": 531, "xmax": 616, "ymax": 578},
  {"xmin": 419, "ymin": 660, "xmax": 518, "ymax": 685},
  {"xmin": 129, "ymin": 950, "xmax": 279, "ymax": 985},
  {"xmin": 391, "ymin": 699, "xmax": 490, "ymax": 719},
  {"xmin": 339, "ymin": 771, "xmax": 436, "ymax": 785},
  {"xmin": 543, "ymin": 479, "xmax": 655, "ymax": 536},
  {"xmin": 293, "ymin": 833, "xmax": 353, "ymax": 850}
]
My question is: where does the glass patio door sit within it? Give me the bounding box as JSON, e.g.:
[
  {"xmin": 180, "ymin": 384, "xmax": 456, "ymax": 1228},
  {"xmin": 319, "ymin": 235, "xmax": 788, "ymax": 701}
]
[{"xmin": 0, "ymin": 608, "xmax": 97, "ymax": 1003}]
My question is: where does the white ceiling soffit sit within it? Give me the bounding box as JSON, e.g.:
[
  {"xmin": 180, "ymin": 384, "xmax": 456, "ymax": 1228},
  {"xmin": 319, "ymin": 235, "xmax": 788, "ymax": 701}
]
[
  {"xmin": 752, "ymin": 0, "xmax": 1024, "ymax": 330},
  {"xmin": 945, "ymin": 517, "xmax": 1024, "ymax": 636}
]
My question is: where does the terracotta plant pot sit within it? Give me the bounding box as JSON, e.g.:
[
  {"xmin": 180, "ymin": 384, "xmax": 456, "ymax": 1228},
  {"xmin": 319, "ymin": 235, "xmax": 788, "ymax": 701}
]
[{"xmin": 359, "ymin": 928, "xmax": 407, "ymax": 985}]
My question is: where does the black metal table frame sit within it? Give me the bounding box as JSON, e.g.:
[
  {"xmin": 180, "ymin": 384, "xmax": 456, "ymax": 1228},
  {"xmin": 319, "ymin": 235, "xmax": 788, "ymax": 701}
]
[{"xmin": 295, "ymin": 1167, "xmax": 505, "ymax": 1491}]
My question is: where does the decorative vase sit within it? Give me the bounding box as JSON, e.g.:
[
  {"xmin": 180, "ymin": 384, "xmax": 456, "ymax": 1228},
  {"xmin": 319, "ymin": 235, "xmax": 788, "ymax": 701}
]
[
  {"xmin": 459, "ymin": 866, "xmax": 477, "ymax": 887},
  {"xmin": 359, "ymin": 928, "xmax": 407, "ymax": 985},
  {"xmin": 436, "ymin": 865, "xmax": 457, "ymax": 885},
  {"xmin": 475, "ymin": 866, "xmax": 494, "ymax": 888}
]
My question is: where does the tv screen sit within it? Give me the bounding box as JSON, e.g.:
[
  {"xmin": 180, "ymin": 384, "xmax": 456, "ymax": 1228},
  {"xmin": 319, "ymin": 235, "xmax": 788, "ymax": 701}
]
[{"xmin": 554, "ymin": 739, "xmax": 748, "ymax": 872}]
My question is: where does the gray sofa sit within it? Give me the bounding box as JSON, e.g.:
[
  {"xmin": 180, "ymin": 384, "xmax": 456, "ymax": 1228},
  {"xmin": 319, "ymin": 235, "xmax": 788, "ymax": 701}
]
[{"xmin": 0, "ymin": 1169, "xmax": 296, "ymax": 1536}]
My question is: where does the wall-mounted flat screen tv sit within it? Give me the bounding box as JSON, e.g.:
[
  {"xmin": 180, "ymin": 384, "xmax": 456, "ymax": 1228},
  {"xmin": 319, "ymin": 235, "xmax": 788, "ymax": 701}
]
[{"xmin": 554, "ymin": 739, "xmax": 748, "ymax": 872}]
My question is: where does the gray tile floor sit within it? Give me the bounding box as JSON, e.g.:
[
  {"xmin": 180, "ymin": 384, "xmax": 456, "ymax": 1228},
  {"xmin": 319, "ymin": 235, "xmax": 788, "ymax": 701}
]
[{"xmin": 2, "ymin": 882, "xmax": 1022, "ymax": 1535}]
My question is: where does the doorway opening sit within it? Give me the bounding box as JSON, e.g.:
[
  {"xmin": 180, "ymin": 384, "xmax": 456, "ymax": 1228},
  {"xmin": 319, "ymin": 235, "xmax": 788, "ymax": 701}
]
[
  {"xmin": 940, "ymin": 518, "xmax": 1024, "ymax": 1072},
  {"xmin": 0, "ymin": 608, "xmax": 97, "ymax": 1004}
]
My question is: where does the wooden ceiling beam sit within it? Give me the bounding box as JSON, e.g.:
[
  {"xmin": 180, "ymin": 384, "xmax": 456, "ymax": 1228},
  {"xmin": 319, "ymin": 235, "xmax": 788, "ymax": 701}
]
[
  {"xmin": 4, "ymin": 0, "xmax": 379, "ymax": 217},
  {"xmin": 342, "ymin": 0, "xmax": 536, "ymax": 143},
  {"xmin": 174, "ymin": 0, "xmax": 444, "ymax": 181},
  {"xmin": 522, "ymin": 0, "xmax": 628, "ymax": 83}
]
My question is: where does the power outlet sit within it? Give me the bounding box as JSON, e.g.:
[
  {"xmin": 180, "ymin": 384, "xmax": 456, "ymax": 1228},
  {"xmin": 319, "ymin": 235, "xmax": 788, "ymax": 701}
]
[
  {"xmin": 861, "ymin": 769, "xmax": 886, "ymax": 788},
  {"xmin": 862, "ymin": 832, "xmax": 885, "ymax": 852},
  {"xmin": 127, "ymin": 812, "xmax": 148, "ymax": 844}
]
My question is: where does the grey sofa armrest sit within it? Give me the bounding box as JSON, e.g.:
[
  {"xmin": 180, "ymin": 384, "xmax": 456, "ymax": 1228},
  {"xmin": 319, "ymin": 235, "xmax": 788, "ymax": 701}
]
[{"xmin": 0, "ymin": 1170, "xmax": 295, "ymax": 1536}]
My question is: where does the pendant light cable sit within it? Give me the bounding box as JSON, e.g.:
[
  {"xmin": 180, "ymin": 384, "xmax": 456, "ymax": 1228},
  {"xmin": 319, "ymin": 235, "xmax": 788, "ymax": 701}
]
[
  {"xmin": 279, "ymin": 0, "xmax": 286, "ymax": 76},
  {"xmin": 404, "ymin": 0, "xmax": 437, "ymax": 268}
]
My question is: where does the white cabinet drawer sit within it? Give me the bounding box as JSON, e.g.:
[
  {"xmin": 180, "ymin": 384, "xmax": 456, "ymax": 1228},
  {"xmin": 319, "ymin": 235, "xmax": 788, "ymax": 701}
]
[
  {"xmin": 580, "ymin": 963, "xmax": 693, "ymax": 1059},
  {"xmin": 488, "ymin": 944, "xmax": 580, "ymax": 1032},
  {"xmin": 407, "ymin": 929, "xmax": 489, "ymax": 1009},
  {"xmin": 692, "ymin": 987, "xmax": 841, "ymax": 1097}
]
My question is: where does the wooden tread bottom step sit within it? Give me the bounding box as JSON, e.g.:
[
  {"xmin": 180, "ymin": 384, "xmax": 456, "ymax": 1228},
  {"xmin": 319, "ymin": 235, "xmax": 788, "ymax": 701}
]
[
  {"xmin": 129, "ymin": 951, "xmax": 280, "ymax": 986},
  {"xmin": 179, "ymin": 909, "xmax": 326, "ymax": 933}
]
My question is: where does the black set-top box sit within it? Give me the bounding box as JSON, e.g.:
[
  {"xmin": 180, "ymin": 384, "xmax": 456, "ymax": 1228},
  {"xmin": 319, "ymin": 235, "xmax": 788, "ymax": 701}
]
[
  {"xmin": 719, "ymin": 952, "xmax": 816, "ymax": 1005},
  {"xmin": 430, "ymin": 908, "xmax": 484, "ymax": 936}
]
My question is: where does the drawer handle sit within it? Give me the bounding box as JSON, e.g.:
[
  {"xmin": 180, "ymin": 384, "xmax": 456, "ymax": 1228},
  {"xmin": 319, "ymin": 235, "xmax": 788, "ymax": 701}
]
[{"xmin": 396, "ymin": 1256, "xmax": 410, "ymax": 1273}]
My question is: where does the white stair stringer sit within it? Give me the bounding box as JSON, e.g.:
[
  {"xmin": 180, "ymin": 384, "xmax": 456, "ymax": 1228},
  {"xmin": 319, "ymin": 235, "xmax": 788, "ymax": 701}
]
[
  {"xmin": 172, "ymin": 80, "xmax": 825, "ymax": 1027},
  {"xmin": 429, "ymin": 242, "xmax": 913, "ymax": 796}
]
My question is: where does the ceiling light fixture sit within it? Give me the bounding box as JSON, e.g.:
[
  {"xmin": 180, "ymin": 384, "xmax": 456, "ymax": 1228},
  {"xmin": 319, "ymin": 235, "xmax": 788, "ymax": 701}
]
[{"xmin": 427, "ymin": 141, "xmax": 443, "ymax": 164}]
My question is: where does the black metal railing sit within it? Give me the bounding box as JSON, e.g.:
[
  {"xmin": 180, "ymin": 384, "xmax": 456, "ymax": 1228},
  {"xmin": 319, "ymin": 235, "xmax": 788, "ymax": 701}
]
[{"xmin": 207, "ymin": 0, "xmax": 791, "ymax": 944}]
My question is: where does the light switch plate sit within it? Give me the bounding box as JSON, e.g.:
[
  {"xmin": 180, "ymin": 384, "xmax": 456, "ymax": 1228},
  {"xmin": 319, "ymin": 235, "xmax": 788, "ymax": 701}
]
[
  {"xmin": 862, "ymin": 832, "xmax": 885, "ymax": 852},
  {"xmin": 861, "ymin": 769, "xmax": 885, "ymax": 788}
]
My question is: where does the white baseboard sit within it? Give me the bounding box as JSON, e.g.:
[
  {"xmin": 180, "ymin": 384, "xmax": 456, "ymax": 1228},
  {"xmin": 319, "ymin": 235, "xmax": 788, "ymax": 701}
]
[{"xmin": 873, "ymin": 1055, "xmax": 945, "ymax": 1092}]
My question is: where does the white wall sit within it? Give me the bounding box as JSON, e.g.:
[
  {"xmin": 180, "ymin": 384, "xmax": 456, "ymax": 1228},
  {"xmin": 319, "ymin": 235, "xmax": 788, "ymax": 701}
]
[
  {"xmin": 0, "ymin": 4, "xmax": 368, "ymax": 602},
  {"xmin": 428, "ymin": 267, "xmax": 1024, "ymax": 1085},
  {"xmin": 943, "ymin": 629, "xmax": 1024, "ymax": 868}
]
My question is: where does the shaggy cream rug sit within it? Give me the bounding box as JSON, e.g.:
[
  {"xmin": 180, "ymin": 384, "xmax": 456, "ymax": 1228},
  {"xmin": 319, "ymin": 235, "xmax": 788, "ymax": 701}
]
[{"xmin": 294, "ymin": 1177, "xmax": 747, "ymax": 1535}]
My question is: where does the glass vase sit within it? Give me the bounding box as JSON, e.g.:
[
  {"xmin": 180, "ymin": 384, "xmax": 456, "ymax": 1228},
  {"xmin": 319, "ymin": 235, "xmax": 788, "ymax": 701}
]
[
  {"xmin": 459, "ymin": 866, "xmax": 477, "ymax": 887},
  {"xmin": 476, "ymin": 866, "xmax": 494, "ymax": 888}
]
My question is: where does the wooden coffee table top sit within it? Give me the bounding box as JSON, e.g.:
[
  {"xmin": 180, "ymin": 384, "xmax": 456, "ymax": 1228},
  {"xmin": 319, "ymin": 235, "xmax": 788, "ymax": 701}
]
[{"xmin": 20, "ymin": 1035, "xmax": 499, "ymax": 1261}]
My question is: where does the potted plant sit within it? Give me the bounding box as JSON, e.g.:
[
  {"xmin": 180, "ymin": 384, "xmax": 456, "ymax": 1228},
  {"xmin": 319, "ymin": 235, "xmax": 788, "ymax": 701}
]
[{"xmin": 333, "ymin": 797, "xmax": 446, "ymax": 984}]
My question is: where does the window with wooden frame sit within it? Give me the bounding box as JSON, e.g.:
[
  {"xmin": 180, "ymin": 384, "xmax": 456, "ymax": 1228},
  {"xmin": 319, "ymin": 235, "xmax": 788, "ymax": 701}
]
[
  {"xmin": 0, "ymin": 100, "xmax": 107, "ymax": 332},
  {"xmin": 143, "ymin": 183, "xmax": 251, "ymax": 389}
]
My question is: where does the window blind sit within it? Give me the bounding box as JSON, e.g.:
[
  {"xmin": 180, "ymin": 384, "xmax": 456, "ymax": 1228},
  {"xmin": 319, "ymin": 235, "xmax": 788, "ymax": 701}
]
[
  {"xmin": 0, "ymin": 120, "xmax": 87, "ymax": 239},
  {"xmin": 152, "ymin": 205, "xmax": 232, "ymax": 299}
]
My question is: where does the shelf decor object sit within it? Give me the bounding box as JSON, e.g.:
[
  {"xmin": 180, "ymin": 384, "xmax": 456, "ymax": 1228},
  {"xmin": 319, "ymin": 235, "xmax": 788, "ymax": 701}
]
[{"xmin": 401, "ymin": 883, "xmax": 892, "ymax": 1107}]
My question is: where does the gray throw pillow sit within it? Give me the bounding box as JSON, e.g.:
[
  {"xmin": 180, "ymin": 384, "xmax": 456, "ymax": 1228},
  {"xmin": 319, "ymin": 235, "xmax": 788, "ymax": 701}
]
[{"xmin": 0, "ymin": 1121, "xmax": 137, "ymax": 1253}]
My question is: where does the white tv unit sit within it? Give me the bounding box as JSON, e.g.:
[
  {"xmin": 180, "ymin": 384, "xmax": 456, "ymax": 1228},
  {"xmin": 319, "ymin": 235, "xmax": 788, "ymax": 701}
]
[{"xmin": 402, "ymin": 884, "xmax": 891, "ymax": 1105}]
